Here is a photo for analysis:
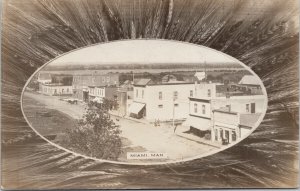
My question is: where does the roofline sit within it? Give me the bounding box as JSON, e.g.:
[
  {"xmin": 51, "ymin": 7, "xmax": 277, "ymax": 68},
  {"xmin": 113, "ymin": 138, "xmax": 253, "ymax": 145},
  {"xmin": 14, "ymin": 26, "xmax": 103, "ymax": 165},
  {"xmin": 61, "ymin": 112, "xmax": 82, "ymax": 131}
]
[
  {"xmin": 134, "ymin": 82, "xmax": 195, "ymax": 87},
  {"xmin": 40, "ymin": 84, "xmax": 72, "ymax": 87},
  {"xmin": 73, "ymin": 73, "xmax": 119, "ymax": 77},
  {"xmin": 189, "ymin": 114, "xmax": 211, "ymax": 120},
  {"xmin": 189, "ymin": 97, "xmax": 211, "ymax": 103},
  {"xmin": 212, "ymin": 109, "xmax": 238, "ymax": 115}
]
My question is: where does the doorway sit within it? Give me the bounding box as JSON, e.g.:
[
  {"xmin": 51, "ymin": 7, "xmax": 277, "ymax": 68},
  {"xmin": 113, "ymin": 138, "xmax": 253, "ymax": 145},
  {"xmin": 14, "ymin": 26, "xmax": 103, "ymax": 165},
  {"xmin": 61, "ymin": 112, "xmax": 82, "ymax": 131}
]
[{"xmin": 251, "ymin": 103, "xmax": 255, "ymax": 113}]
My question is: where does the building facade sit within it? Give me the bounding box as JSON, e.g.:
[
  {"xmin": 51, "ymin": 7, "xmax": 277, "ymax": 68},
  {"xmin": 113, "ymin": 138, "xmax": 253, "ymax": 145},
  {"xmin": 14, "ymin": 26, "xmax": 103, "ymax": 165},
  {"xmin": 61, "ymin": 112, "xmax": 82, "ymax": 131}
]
[
  {"xmin": 184, "ymin": 80, "xmax": 265, "ymax": 145},
  {"xmin": 129, "ymin": 79, "xmax": 196, "ymax": 121},
  {"xmin": 39, "ymin": 83, "xmax": 73, "ymax": 96},
  {"xmin": 117, "ymin": 80, "xmax": 134, "ymax": 117},
  {"xmin": 72, "ymin": 73, "xmax": 119, "ymax": 101},
  {"xmin": 88, "ymin": 86, "xmax": 118, "ymax": 103}
]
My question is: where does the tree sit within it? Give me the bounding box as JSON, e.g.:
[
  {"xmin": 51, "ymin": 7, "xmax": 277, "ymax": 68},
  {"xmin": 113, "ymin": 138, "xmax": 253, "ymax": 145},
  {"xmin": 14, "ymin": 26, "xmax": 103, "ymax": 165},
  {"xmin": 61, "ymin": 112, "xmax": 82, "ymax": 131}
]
[{"xmin": 62, "ymin": 101, "xmax": 122, "ymax": 160}]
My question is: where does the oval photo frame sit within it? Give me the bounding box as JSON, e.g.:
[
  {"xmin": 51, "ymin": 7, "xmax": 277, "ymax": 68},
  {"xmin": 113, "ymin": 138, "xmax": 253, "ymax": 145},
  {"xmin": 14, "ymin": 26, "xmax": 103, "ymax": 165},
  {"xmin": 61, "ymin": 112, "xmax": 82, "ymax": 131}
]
[{"xmin": 21, "ymin": 39, "xmax": 268, "ymax": 165}]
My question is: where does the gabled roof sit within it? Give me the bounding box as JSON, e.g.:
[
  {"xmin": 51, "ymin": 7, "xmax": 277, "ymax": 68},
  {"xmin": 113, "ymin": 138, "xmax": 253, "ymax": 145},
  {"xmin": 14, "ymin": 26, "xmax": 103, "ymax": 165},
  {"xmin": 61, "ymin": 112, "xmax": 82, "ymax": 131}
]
[
  {"xmin": 162, "ymin": 74, "xmax": 177, "ymax": 82},
  {"xmin": 194, "ymin": 72, "xmax": 206, "ymax": 81},
  {"xmin": 239, "ymin": 75, "xmax": 260, "ymax": 85},
  {"xmin": 134, "ymin": 79, "xmax": 153, "ymax": 86}
]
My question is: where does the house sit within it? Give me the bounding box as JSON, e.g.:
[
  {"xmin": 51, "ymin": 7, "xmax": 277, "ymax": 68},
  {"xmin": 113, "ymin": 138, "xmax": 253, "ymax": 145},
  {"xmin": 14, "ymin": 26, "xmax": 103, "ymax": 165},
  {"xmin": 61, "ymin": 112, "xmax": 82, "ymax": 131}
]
[
  {"xmin": 39, "ymin": 83, "xmax": 73, "ymax": 96},
  {"xmin": 37, "ymin": 73, "xmax": 52, "ymax": 84},
  {"xmin": 128, "ymin": 78, "xmax": 196, "ymax": 121},
  {"xmin": 184, "ymin": 80, "xmax": 265, "ymax": 145},
  {"xmin": 194, "ymin": 71, "xmax": 206, "ymax": 81},
  {"xmin": 238, "ymin": 75, "xmax": 263, "ymax": 95},
  {"xmin": 239, "ymin": 75, "xmax": 261, "ymax": 85},
  {"xmin": 72, "ymin": 73, "xmax": 119, "ymax": 102}
]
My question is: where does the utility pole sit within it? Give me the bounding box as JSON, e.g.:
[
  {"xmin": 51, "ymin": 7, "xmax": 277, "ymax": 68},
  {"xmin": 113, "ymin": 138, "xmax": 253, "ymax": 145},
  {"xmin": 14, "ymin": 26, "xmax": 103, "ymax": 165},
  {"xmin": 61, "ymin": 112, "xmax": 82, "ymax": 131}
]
[
  {"xmin": 204, "ymin": 61, "xmax": 207, "ymax": 83},
  {"xmin": 172, "ymin": 97, "xmax": 175, "ymax": 128}
]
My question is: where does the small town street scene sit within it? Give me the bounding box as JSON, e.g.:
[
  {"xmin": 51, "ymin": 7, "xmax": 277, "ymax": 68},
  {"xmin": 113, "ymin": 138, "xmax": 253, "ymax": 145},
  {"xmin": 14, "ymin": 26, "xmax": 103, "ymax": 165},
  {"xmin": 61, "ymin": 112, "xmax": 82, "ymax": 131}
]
[{"xmin": 22, "ymin": 41, "xmax": 267, "ymax": 164}]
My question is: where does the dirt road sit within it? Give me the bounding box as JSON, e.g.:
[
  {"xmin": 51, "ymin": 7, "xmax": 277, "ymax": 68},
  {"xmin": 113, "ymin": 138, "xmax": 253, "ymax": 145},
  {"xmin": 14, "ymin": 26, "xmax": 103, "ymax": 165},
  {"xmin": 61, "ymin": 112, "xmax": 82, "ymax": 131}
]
[{"xmin": 23, "ymin": 91, "xmax": 216, "ymax": 162}]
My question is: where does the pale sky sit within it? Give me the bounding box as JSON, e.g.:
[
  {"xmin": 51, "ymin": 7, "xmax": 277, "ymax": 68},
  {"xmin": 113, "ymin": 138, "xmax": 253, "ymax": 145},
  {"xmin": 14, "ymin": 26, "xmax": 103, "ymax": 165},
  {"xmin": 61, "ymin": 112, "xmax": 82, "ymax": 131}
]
[{"xmin": 50, "ymin": 40, "xmax": 236, "ymax": 66}]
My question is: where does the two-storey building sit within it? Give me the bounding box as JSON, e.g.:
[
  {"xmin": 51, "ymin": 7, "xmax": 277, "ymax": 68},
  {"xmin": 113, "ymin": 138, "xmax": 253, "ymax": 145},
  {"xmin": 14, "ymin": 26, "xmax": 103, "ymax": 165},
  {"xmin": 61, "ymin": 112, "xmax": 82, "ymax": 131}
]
[
  {"xmin": 128, "ymin": 79, "xmax": 196, "ymax": 121},
  {"xmin": 72, "ymin": 72, "xmax": 119, "ymax": 102},
  {"xmin": 88, "ymin": 85, "xmax": 118, "ymax": 103},
  {"xmin": 184, "ymin": 77, "xmax": 265, "ymax": 145}
]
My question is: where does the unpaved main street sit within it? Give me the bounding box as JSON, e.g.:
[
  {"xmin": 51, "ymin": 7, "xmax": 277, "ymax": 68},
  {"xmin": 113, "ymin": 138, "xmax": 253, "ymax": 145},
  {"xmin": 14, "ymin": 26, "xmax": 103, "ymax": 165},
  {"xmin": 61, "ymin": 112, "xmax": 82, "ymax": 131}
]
[{"xmin": 23, "ymin": 91, "xmax": 216, "ymax": 162}]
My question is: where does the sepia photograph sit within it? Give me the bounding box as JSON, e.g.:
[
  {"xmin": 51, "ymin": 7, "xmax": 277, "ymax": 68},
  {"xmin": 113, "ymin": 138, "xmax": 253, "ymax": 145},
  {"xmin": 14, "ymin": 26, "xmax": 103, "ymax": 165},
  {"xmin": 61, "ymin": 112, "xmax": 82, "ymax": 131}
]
[
  {"xmin": 1, "ymin": 0, "xmax": 299, "ymax": 189},
  {"xmin": 22, "ymin": 40, "xmax": 267, "ymax": 164}
]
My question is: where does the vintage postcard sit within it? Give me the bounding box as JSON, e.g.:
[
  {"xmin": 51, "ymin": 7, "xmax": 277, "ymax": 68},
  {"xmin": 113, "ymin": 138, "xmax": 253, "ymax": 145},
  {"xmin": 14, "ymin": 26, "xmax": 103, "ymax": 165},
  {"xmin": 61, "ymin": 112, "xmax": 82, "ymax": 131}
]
[{"xmin": 1, "ymin": 0, "xmax": 299, "ymax": 189}]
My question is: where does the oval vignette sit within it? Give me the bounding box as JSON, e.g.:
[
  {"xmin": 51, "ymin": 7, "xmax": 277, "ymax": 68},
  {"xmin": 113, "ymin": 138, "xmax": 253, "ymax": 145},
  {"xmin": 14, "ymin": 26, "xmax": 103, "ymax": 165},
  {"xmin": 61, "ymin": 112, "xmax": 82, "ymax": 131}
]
[{"xmin": 21, "ymin": 39, "xmax": 268, "ymax": 165}]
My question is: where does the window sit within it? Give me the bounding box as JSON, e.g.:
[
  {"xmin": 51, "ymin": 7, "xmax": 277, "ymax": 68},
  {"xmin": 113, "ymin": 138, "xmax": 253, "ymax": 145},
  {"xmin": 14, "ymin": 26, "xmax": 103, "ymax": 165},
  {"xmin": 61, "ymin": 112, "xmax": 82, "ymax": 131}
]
[
  {"xmin": 208, "ymin": 89, "xmax": 211, "ymax": 97},
  {"xmin": 92, "ymin": 77, "xmax": 95, "ymax": 83},
  {"xmin": 194, "ymin": 103, "xmax": 198, "ymax": 113},
  {"xmin": 62, "ymin": 89, "xmax": 64, "ymax": 93},
  {"xmin": 173, "ymin": 91, "xmax": 178, "ymax": 100},
  {"xmin": 102, "ymin": 77, "xmax": 105, "ymax": 82},
  {"xmin": 54, "ymin": 89, "xmax": 57, "ymax": 94},
  {"xmin": 136, "ymin": 89, "xmax": 138, "ymax": 98},
  {"xmin": 246, "ymin": 104, "xmax": 250, "ymax": 112},
  {"xmin": 232, "ymin": 131, "xmax": 237, "ymax": 142},
  {"xmin": 190, "ymin": 90, "xmax": 193, "ymax": 97},
  {"xmin": 106, "ymin": 76, "xmax": 110, "ymax": 82},
  {"xmin": 67, "ymin": 88, "xmax": 69, "ymax": 93},
  {"xmin": 226, "ymin": 104, "xmax": 231, "ymax": 111},
  {"xmin": 142, "ymin": 90, "xmax": 144, "ymax": 98},
  {"xmin": 202, "ymin": 105, "xmax": 206, "ymax": 114},
  {"xmin": 159, "ymin": 92, "xmax": 162, "ymax": 100},
  {"xmin": 158, "ymin": 104, "xmax": 163, "ymax": 108}
]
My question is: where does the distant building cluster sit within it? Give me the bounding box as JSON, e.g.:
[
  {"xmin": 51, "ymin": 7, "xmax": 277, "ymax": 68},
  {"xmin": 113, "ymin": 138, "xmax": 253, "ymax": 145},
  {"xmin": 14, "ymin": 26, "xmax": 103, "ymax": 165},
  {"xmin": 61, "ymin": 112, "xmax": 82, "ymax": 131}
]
[{"xmin": 35, "ymin": 70, "xmax": 264, "ymax": 145}]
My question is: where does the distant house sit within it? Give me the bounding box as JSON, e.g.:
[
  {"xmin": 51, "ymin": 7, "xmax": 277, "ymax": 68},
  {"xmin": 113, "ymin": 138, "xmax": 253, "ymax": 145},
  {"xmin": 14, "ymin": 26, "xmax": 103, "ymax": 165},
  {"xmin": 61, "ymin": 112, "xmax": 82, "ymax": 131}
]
[
  {"xmin": 238, "ymin": 75, "xmax": 263, "ymax": 95},
  {"xmin": 161, "ymin": 74, "xmax": 177, "ymax": 83},
  {"xmin": 239, "ymin": 75, "xmax": 261, "ymax": 85},
  {"xmin": 184, "ymin": 80, "xmax": 265, "ymax": 145},
  {"xmin": 39, "ymin": 83, "xmax": 72, "ymax": 96},
  {"xmin": 72, "ymin": 73, "xmax": 119, "ymax": 102},
  {"xmin": 194, "ymin": 72, "xmax": 206, "ymax": 81},
  {"xmin": 128, "ymin": 78, "xmax": 196, "ymax": 121},
  {"xmin": 37, "ymin": 73, "xmax": 52, "ymax": 84}
]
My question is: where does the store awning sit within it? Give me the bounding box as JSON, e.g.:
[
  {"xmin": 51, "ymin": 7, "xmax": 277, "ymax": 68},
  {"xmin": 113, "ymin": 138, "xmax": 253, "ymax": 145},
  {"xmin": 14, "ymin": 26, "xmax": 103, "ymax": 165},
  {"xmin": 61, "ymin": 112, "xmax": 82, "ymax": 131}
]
[
  {"xmin": 183, "ymin": 116, "xmax": 211, "ymax": 131},
  {"xmin": 128, "ymin": 102, "xmax": 145, "ymax": 115}
]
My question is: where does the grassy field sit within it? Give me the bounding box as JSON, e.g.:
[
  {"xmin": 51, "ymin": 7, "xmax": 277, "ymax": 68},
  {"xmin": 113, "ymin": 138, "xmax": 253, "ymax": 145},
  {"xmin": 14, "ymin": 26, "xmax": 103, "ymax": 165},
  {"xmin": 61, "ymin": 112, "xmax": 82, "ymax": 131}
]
[{"xmin": 22, "ymin": 95, "xmax": 78, "ymax": 139}]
